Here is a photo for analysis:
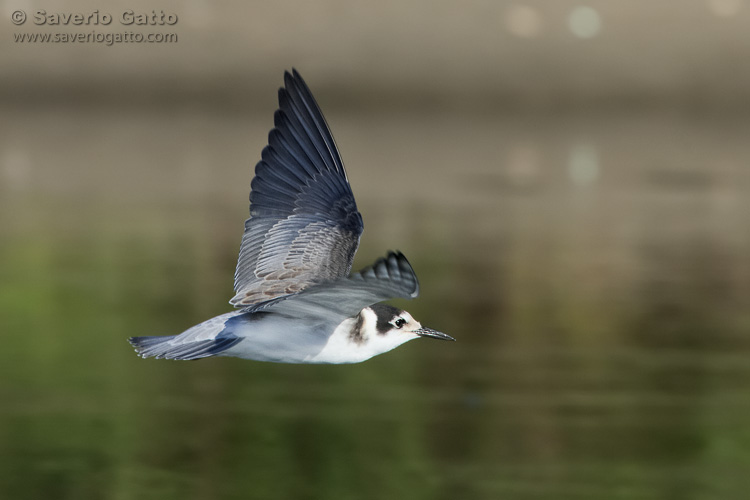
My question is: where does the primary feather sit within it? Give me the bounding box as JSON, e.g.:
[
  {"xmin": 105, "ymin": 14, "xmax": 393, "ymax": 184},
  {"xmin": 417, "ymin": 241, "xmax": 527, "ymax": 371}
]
[{"xmin": 231, "ymin": 69, "xmax": 363, "ymax": 308}]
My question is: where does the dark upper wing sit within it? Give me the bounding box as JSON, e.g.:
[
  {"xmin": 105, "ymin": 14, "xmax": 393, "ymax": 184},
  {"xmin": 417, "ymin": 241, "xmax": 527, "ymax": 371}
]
[
  {"xmin": 245, "ymin": 251, "xmax": 420, "ymax": 320},
  {"xmin": 231, "ymin": 69, "xmax": 364, "ymax": 308}
]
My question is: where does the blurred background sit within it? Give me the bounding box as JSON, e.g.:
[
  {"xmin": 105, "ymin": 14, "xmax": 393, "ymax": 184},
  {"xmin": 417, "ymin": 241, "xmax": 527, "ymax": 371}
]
[{"xmin": 2, "ymin": 1, "xmax": 750, "ymax": 499}]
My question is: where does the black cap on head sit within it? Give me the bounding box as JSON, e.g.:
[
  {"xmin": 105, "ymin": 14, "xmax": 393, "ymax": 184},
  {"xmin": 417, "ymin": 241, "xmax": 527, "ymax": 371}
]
[{"xmin": 370, "ymin": 304, "xmax": 403, "ymax": 334}]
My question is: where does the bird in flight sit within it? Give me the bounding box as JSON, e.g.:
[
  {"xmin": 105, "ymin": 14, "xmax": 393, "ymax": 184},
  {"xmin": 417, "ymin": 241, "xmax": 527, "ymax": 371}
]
[{"xmin": 129, "ymin": 69, "xmax": 454, "ymax": 364}]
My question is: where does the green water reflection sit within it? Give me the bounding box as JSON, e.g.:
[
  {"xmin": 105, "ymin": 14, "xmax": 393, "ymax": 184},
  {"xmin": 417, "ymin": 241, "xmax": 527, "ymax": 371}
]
[{"xmin": 1, "ymin": 107, "xmax": 750, "ymax": 500}]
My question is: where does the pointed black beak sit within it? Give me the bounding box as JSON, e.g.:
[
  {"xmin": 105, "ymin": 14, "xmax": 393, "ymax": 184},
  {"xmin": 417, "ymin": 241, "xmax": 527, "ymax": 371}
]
[{"xmin": 414, "ymin": 327, "xmax": 455, "ymax": 341}]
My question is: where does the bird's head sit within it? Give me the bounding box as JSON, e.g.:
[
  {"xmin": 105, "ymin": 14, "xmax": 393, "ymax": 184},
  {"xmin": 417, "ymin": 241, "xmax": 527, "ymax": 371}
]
[{"xmin": 350, "ymin": 304, "xmax": 454, "ymax": 357}]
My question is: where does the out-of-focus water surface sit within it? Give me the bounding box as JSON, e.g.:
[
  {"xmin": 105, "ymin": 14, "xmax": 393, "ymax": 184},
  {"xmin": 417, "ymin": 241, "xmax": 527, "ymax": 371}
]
[{"xmin": 1, "ymin": 104, "xmax": 750, "ymax": 500}]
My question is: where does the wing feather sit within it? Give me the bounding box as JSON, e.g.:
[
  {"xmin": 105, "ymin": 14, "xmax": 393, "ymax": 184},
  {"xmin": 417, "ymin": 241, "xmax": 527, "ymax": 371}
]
[
  {"xmin": 231, "ymin": 70, "xmax": 363, "ymax": 308},
  {"xmin": 243, "ymin": 252, "xmax": 420, "ymax": 320}
]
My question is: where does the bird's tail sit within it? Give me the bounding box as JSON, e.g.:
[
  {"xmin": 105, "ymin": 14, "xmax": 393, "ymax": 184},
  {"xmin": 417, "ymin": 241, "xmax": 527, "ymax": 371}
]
[
  {"xmin": 128, "ymin": 335, "xmax": 242, "ymax": 360},
  {"xmin": 128, "ymin": 335, "xmax": 178, "ymax": 358}
]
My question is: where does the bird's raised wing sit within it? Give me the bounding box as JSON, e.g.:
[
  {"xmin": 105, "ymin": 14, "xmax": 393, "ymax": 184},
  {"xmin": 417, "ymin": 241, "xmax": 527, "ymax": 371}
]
[
  {"xmin": 244, "ymin": 251, "xmax": 420, "ymax": 322},
  {"xmin": 231, "ymin": 69, "xmax": 364, "ymax": 308}
]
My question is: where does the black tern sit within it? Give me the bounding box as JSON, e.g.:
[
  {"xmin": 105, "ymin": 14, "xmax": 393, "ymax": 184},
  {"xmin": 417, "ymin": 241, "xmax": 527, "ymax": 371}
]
[{"xmin": 129, "ymin": 70, "xmax": 454, "ymax": 363}]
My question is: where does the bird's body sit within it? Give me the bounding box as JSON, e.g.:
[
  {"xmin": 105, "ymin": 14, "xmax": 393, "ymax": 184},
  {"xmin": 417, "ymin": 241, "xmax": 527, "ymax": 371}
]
[{"xmin": 129, "ymin": 70, "xmax": 453, "ymax": 364}]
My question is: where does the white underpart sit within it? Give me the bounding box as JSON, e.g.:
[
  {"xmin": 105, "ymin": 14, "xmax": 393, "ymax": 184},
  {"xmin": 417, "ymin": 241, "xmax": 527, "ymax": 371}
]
[{"xmin": 307, "ymin": 307, "xmax": 419, "ymax": 364}]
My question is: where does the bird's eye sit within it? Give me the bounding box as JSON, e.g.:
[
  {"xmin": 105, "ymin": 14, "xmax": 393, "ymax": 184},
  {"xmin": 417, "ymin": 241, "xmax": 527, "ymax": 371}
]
[{"xmin": 394, "ymin": 318, "xmax": 406, "ymax": 328}]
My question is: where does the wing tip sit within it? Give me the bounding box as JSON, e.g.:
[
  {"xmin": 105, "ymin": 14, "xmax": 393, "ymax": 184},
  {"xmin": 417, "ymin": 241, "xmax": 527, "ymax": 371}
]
[
  {"xmin": 285, "ymin": 68, "xmax": 299, "ymax": 84},
  {"xmin": 282, "ymin": 68, "xmax": 306, "ymax": 102},
  {"xmin": 356, "ymin": 250, "xmax": 420, "ymax": 298}
]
